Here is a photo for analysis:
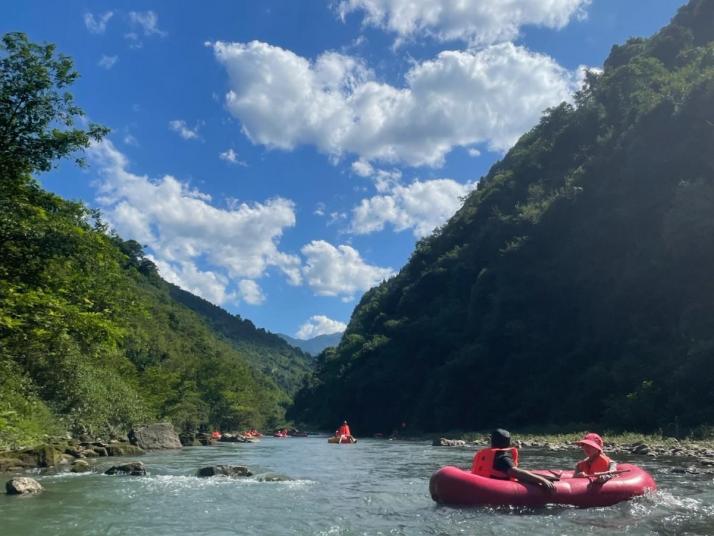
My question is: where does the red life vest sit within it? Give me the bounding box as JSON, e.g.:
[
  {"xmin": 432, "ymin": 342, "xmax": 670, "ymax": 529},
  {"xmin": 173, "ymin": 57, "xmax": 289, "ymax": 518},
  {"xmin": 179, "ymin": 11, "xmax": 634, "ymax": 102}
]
[
  {"xmin": 576, "ymin": 453, "xmax": 612, "ymax": 475},
  {"xmin": 471, "ymin": 447, "xmax": 519, "ymax": 479},
  {"xmin": 339, "ymin": 424, "xmax": 351, "ymax": 436}
]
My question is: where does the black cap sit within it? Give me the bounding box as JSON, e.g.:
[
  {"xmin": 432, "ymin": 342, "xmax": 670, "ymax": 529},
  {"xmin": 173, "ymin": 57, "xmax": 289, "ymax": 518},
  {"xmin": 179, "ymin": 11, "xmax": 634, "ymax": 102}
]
[{"xmin": 491, "ymin": 428, "xmax": 511, "ymax": 448}]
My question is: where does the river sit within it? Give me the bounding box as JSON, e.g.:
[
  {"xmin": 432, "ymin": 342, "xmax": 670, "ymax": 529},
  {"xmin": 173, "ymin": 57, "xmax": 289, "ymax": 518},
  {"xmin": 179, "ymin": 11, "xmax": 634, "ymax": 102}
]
[{"xmin": 1, "ymin": 436, "xmax": 713, "ymax": 535}]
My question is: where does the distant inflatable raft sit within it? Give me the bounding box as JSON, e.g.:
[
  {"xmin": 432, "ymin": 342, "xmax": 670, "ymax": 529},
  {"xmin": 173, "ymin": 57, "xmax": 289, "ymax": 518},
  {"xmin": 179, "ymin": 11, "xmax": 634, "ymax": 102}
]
[
  {"xmin": 429, "ymin": 463, "xmax": 655, "ymax": 508},
  {"xmin": 328, "ymin": 436, "xmax": 357, "ymax": 444}
]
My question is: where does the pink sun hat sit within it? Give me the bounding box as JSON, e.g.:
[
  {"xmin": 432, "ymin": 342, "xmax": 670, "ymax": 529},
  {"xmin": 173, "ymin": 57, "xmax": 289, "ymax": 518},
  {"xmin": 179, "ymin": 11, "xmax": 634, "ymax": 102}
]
[{"xmin": 575, "ymin": 432, "xmax": 604, "ymax": 451}]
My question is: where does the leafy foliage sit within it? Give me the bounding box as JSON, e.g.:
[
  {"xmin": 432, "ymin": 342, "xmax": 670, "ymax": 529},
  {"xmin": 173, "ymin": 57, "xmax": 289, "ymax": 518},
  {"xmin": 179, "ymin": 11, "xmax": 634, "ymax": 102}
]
[
  {"xmin": 0, "ymin": 33, "xmax": 295, "ymax": 447},
  {"xmin": 0, "ymin": 33, "xmax": 107, "ymax": 179},
  {"xmin": 290, "ymin": 0, "xmax": 714, "ymax": 435}
]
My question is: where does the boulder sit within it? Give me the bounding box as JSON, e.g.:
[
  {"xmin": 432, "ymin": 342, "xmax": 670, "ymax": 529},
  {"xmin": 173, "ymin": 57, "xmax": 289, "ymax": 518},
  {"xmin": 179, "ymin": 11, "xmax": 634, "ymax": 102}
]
[
  {"xmin": 129, "ymin": 423, "xmax": 182, "ymax": 450},
  {"xmin": 71, "ymin": 459, "xmax": 91, "ymax": 473},
  {"xmin": 6, "ymin": 477, "xmax": 43, "ymax": 495},
  {"xmin": 631, "ymin": 443, "xmax": 651, "ymax": 455},
  {"xmin": 92, "ymin": 447, "xmax": 108, "ymax": 457},
  {"xmin": 196, "ymin": 465, "xmax": 252, "ymax": 478},
  {"xmin": 36, "ymin": 445, "xmax": 63, "ymax": 467},
  {"xmin": 105, "ymin": 461, "xmax": 146, "ymax": 476},
  {"xmin": 218, "ymin": 433, "xmax": 247, "ymax": 443},
  {"xmin": 65, "ymin": 447, "xmax": 85, "ymax": 458},
  {"xmin": 196, "ymin": 433, "xmax": 214, "ymax": 446},
  {"xmin": 179, "ymin": 432, "xmax": 200, "ymax": 447},
  {"xmin": 0, "ymin": 456, "xmax": 32, "ymax": 472},
  {"xmin": 433, "ymin": 438, "xmax": 466, "ymax": 447}
]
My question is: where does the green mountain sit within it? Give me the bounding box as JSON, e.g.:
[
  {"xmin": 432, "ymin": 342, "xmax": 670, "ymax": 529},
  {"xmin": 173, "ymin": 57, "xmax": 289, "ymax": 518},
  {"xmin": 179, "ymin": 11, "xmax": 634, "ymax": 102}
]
[
  {"xmin": 278, "ymin": 332, "xmax": 342, "ymax": 356},
  {"xmin": 167, "ymin": 284, "xmax": 313, "ymax": 395},
  {"xmin": 0, "ymin": 33, "xmax": 302, "ymax": 447},
  {"xmin": 289, "ymin": 0, "xmax": 714, "ymax": 435}
]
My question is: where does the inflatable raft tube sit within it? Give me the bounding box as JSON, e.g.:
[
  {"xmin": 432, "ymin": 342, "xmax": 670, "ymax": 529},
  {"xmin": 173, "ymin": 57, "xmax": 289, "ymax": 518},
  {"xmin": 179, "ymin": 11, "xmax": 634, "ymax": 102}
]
[
  {"xmin": 328, "ymin": 436, "xmax": 357, "ymax": 444},
  {"xmin": 429, "ymin": 463, "xmax": 655, "ymax": 508}
]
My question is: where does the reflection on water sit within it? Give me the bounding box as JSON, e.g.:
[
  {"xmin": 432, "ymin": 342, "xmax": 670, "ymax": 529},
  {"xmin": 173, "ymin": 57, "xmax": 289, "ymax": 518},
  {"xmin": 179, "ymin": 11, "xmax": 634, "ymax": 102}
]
[{"xmin": 1, "ymin": 437, "xmax": 713, "ymax": 535}]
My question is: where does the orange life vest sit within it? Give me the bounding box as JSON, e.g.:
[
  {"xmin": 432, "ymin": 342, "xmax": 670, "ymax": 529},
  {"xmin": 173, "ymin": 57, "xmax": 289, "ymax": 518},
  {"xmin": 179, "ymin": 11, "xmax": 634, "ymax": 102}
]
[
  {"xmin": 576, "ymin": 453, "xmax": 612, "ymax": 475},
  {"xmin": 471, "ymin": 447, "xmax": 519, "ymax": 479}
]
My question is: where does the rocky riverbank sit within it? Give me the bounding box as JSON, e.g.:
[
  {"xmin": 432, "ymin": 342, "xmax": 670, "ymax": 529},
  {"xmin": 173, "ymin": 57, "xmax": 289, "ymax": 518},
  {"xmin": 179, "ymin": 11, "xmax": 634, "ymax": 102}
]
[{"xmin": 0, "ymin": 422, "xmax": 182, "ymax": 474}]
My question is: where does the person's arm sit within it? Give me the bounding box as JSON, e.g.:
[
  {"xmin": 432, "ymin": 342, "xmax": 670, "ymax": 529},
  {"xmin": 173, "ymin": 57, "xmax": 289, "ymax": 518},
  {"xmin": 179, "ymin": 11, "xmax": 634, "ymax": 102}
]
[
  {"xmin": 596, "ymin": 460, "xmax": 618, "ymax": 483},
  {"xmin": 507, "ymin": 467, "xmax": 555, "ymax": 492}
]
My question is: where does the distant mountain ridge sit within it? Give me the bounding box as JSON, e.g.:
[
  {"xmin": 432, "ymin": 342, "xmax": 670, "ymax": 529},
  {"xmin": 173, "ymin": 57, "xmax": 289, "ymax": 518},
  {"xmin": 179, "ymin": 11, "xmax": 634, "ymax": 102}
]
[{"xmin": 278, "ymin": 332, "xmax": 343, "ymax": 356}]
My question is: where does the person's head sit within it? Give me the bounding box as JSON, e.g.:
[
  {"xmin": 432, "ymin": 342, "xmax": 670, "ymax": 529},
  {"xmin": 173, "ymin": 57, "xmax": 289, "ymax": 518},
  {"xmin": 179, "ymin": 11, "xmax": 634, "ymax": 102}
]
[
  {"xmin": 490, "ymin": 428, "xmax": 511, "ymax": 449},
  {"xmin": 575, "ymin": 432, "xmax": 603, "ymax": 457},
  {"xmin": 343, "ymin": 420, "xmax": 348, "ymax": 425}
]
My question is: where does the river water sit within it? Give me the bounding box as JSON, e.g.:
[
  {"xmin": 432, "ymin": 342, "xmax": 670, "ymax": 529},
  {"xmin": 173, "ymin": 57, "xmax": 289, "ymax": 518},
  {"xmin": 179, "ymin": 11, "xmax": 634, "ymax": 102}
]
[{"xmin": 1, "ymin": 436, "xmax": 713, "ymax": 535}]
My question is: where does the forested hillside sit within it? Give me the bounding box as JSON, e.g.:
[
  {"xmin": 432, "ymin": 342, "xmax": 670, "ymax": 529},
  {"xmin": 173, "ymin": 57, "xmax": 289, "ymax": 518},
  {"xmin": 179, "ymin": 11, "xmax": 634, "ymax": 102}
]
[
  {"xmin": 168, "ymin": 284, "xmax": 313, "ymax": 394},
  {"xmin": 0, "ymin": 33, "xmax": 303, "ymax": 448},
  {"xmin": 290, "ymin": 0, "xmax": 714, "ymax": 435}
]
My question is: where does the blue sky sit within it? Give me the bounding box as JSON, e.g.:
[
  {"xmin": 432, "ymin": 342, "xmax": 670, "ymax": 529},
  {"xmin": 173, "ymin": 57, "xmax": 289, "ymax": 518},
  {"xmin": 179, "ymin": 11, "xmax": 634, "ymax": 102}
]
[{"xmin": 2, "ymin": 0, "xmax": 686, "ymax": 338}]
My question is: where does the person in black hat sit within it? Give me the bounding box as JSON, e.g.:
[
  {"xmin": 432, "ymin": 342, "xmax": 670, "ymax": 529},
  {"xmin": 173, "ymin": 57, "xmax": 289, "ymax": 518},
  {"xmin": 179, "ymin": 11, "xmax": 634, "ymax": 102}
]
[{"xmin": 471, "ymin": 429, "xmax": 555, "ymax": 492}]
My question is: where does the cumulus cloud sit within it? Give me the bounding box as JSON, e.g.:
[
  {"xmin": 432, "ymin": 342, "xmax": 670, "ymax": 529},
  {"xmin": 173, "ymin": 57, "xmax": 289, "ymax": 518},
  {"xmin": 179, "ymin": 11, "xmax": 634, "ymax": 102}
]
[
  {"xmin": 296, "ymin": 315, "xmax": 347, "ymax": 339},
  {"xmin": 300, "ymin": 240, "xmax": 394, "ymax": 300},
  {"xmin": 351, "ymin": 159, "xmax": 402, "ymax": 192},
  {"xmin": 84, "ymin": 11, "xmax": 114, "ymax": 34},
  {"xmin": 98, "ymin": 55, "xmax": 118, "ymax": 70},
  {"xmin": 351, "ymin": 178, "xmax": 476, "ymax": 237},
  {"xmin": 210, "ymin": 40, "xmax": 583, "ymax": 167},
  {"xmin": 238, "ymin": 279, "xmax": 265, "ymax": 305},
  {"xmin": 336, "ymin": 0, "xmax": 590, "ymax": 46},
  {"xmin": 169, "ymin": 120, "xmax": 200, "ymax": 140},
  {"xmin": 151, "ymin": 257, "xmax": 237, "ymax": 305},
  {"xmin": 88, "ymin": 139, "xmax": 299, "ymax": 305}
]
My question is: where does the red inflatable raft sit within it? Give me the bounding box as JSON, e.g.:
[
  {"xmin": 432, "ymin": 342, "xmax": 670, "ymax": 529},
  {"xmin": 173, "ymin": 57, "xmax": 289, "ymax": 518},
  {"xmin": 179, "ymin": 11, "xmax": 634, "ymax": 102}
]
[{"xmin": 429, "ymin": 463, "xmax": 655, "ymax": 508}]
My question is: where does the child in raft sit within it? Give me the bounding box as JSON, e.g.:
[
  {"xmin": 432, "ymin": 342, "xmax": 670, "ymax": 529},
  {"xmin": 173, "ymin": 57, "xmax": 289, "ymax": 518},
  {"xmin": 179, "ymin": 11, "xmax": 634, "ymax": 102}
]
[{"xmin": 573, "ymin": 432, "xmax": 618, "ymax": 483}]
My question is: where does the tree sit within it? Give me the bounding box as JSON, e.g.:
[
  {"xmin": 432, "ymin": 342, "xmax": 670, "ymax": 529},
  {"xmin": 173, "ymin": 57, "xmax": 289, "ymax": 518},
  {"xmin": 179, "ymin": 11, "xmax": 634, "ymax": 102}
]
[{"xmin": 0, "ymin": 32, "xmax": 108, "ymax": 180}]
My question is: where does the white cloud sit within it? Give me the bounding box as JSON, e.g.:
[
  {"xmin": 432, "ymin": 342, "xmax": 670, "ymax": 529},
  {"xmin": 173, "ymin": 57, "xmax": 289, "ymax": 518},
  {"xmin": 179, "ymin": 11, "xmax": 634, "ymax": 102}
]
[
  {"xmin": 84, "ymin": 11, "xmax": 114, "ymax": 34},
  {"xmin": 128, "ymin": 11, "xmax": 167, "ymax": 36},
  {"xmin": 210, "ymin": 40, "xmax": 583, "ymax": 167},
  {"xmin": 296, "ymin": 315, "xmax": 347, "ymax": 339},
  {"xmin": 169, "ymin": 120, "xmax": 200, "ymax": 140},
  {"xmin": 88, "ymin": 139, "xmax": 300, "ymax": 305},
  {"xmin": 98, "ymin": 55, "xmax": 118, "ymax": 70},
  {"xmin": 336, "ymin": 0, "xmax": 590, "ymax": 46},
  {"xmin": 300, "ymin": 240, "xmax": 394, "ymax": 300},
  {"xmin": 151, "ymin": 257, "xmax": 237, "ymax": 305},
  {"xmin": 467, "ymin": 148, "xmax": 481, "ymax": 157},
  {"xmin": 238, "ymin": 279, "xmax": 265, "ymax": 305},
  {"xmin": 351, "ymin": 159, "xmax": 401, "ymax": 192},
  {"xmin": 219, "ymin": 148, "xmax": 246, "ymax": 165},
  {"xmin": 351, "ymin": 178, "xmax": 476, "ymax": 237}
]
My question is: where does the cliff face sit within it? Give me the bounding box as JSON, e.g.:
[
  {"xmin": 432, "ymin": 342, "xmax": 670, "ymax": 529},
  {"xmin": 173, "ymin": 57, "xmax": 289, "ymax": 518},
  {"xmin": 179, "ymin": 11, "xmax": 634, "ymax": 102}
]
[{"xmin": 289, "ymin": 0, "xmax": 714, "ymax": 434}]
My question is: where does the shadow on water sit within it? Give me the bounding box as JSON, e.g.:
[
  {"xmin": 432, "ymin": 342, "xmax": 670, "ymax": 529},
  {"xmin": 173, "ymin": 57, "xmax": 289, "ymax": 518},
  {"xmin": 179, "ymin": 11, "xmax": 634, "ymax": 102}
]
[{"xmin": 1, "ymin": 437, "xmax": 713, "ymax": 535}]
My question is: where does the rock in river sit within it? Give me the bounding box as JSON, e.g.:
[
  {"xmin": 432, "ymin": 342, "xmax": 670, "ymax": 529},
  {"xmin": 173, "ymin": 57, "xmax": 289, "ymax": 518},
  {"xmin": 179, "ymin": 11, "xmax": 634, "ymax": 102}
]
[
  {"xmin": 6, "ymin": 477, "xmax": 43, "ymax": 495},
  {"xmin": 196, "ymin": 465, "xmax": 253, "ymax": 478},
  {"xmin": 105, "ymin": 461, "xmax": 147, "ymax": 476}
]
